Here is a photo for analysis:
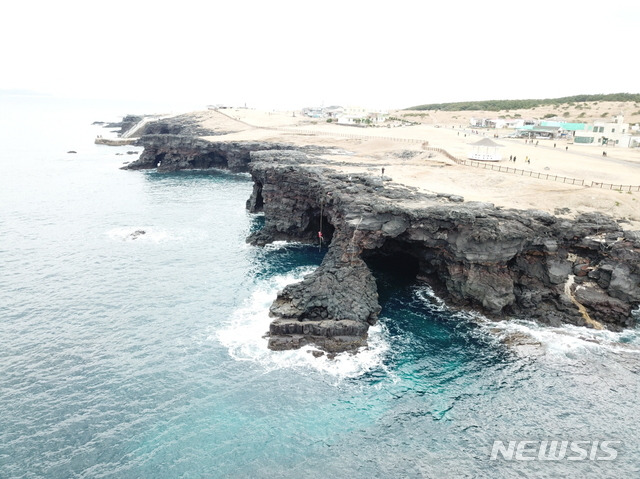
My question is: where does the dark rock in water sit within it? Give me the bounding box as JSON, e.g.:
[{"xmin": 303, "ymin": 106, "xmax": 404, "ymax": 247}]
[
  {"xmin": 67, "ymin": 150, "xmax": 77, "ymax": 154},
  {"xmin": 268, "ymin": 245, "xmax": 380, "ymax": 352},
  {"xmin": 126, "ymin": 151, "xmax": 138, "ymax": 155},
  {"xmin": 129, "ymin": 230, "xmax": 146, "ymax": 240}
]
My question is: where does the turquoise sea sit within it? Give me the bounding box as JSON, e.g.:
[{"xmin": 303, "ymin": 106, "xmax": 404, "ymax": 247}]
[{"xmin": 1, "ymin": 94, "xmax": 639, "ymax": 478}]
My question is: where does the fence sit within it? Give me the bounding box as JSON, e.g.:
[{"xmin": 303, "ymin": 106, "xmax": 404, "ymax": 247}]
[
  {"xmin": 457, "ymin": 158, "xmax": 586, "ymax": 186},
  {"xmin": 590, "ymin": 182, "xmax": 640, "ymax": 192},
  {"xmin": 271, "ymin": 128, "xmax": 640, "ymax": 190}
]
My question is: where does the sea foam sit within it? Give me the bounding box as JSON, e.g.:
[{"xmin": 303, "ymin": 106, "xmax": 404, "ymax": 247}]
[
  {"xmin": 413, "ymin": 284, "xmax": 640, "ymax": 359},
  {"xmin": 215, "ymin": 267, "xmax": 389, "ymax": 379}
]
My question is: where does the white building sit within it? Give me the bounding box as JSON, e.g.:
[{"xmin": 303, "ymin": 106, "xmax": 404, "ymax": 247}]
[
  {"xmin": 470, "ymin": 118, "xmax": 529, "ymax": 129},
  {"xmin": 336, "ymin": 106, "xmax": 388, "ymax": 125},
  {"xmin": 574, "ymin": 115, "xmax": 633, "ymax": 147}
]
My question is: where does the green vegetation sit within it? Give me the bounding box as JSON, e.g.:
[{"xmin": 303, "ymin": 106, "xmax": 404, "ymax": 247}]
[
  {"xmin": 406, "ymin": 93, "xmax": 640, "ymax": 111},
  {"xmin": 543, "ymin": 113, "xmax": 557, "ymax": 119},
  {"xmin": 601, "ymin": 112, "xmax": 609, "ymax": 117},
  {"xmin": 563, "ymin": 112, "xmax": 570, "ymax": 118},
  {"xmin": 578, "ymin": 112, "xmax": 586, "ymax": 118}
]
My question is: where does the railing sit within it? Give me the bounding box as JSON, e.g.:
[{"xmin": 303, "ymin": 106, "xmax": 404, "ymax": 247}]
[
  {"xmin": 457, "ymin": 158, "xmax": 586, "ymax": 185},
  {"xmin": 590, "ymin": 182, "xmax": 640, "ymax": 192}
]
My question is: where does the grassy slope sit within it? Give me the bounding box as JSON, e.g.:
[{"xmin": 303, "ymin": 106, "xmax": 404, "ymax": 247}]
[{"xmin": 406, "ymin": 93, "xmax": 640, "ymax": 112}]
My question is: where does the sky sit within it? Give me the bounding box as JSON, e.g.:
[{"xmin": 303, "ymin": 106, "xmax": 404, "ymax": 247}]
[{"xmin": 1, "ymin": 0, "xmax": 639, "ymax": 111}]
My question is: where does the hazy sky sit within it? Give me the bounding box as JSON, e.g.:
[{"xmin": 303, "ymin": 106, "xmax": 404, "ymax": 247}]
[{"xmin": 2, "ymin": 0, "xmax": 638, "ymax": 110}]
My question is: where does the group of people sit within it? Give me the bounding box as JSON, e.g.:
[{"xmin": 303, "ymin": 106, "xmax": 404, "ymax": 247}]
[{"xmin": 508, "ymin": 155, "xmax": 531, "ymax": 164}]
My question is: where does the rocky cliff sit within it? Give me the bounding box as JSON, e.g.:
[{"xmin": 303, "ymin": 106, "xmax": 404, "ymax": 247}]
[
  {"xmin": 246, "ymin": 150, "xmax": 640, "ymax": 352},
  {"xmin": 125, "ymin": 136, "xmax": 640, "ymax": 353},
  {"xmin": 122, "ymin": 135, "xmax": 296, "ymax": 173}
]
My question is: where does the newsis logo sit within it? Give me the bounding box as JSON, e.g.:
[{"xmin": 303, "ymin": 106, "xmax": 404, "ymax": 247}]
[{"xmin": 490, "ymin": 440, "xmax": 621, "ymax": 461}]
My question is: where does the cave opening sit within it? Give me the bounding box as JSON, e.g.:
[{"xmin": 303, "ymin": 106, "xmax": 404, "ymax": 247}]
[
  {"xmin": 305, "ymin": 209, "xmax": 335, "ymax": 245},
  {"xmin": 190, "ymin": 151, "xmax": 227, "ymax": 169},
  {"xmin": 252, "ymin": 182, "xmax": 264, "ymax": 212},
  {"xmin": 154, "ymin": 152, "xmax": 166, "ymax": 166},
  {"xmin": 361, "ymin": 238, "xmax": 447, "ymax": 304}
]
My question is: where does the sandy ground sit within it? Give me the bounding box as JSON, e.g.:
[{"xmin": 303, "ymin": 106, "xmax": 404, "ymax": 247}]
[{"xmin": 194, "ymin": 107, "xmax": 640, "ymax": 230}]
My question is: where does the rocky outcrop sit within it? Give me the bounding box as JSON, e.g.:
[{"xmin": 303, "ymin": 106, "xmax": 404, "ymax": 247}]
[
  {"xmin": 246, "ymin": 150, "xmax": 640, "ymax": 352},
  {"xmin": 122, "ymin": 135, "xmax": 640, "ymax": 353},
  {"xmin": 135, "ymin": 112, "xmax": 226, "ymax": 137},
  {"xmin": 121, "ymin": 135, "xmax": 296, "ymax": 173},
  {"xmin": 268, "ymin": 244, "xmax": 380, "ymax": 352},
  {"xmin": 119, "ymin": 115, "xmax": 144, "ymax": 135}
]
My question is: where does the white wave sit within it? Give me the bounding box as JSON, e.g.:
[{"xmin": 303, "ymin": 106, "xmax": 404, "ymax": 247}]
[
  {"xmin": 486, "ymin": 319, "xmax": 640, "ymax": 358},
  {"xmin": 106, "ymin": 226, "xmax": 209, "ymax": 243},
  {"xmin": 107, "ymin": 227, "xmax": 168, "ymax": 243},
  {"xmin": 261, "ymin": 240, "xmax": 320, "ymax": 252},
  {"xmin": 214, "ymin": 267, "xmax": 389, "ymax": 379},
  {"xmin": 413, "ymin": 284, "xmax": 640, "ymax": 358},
  {"xmin": 263, "ymin": 240, "xmax": 295, "ymax": 251},
  {"xmin": 415, "ymin": 286, "xmax": 447, "ymax": 312}
]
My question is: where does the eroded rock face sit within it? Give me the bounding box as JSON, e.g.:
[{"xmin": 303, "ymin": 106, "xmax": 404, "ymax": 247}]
[
  {"xmin": 122, "ymin": 135, "xmax": 295, "ymax": 173},
  {"xmin": 268, "ymin": 245, "xmax": 380, "ymax": 352},
  {"xmin": 246, "ymin": 150, "xmax": 640, "ymax": 352},
  {"xmin": 123, "ymin": 138, "xmax": 640, "ymax": 353}
]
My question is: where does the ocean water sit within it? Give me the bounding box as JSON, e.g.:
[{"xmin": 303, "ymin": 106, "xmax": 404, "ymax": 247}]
[{"xmin": 1, "ymin": 95, "xmax": 639, "ymax": 479}]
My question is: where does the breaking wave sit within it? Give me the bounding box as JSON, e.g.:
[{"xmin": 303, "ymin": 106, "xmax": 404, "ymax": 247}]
[
  {"xmin": 215, "ymin": 267, "xmax": 390, "ymax": 379},
  {"xmin": 413, "ymin": 285, "xmax": 640, "ymax": 359}
]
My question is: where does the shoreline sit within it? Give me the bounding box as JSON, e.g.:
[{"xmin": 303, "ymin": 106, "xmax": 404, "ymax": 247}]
[{"xmin": 113, "ymin": 108, "xmax": 640, "ymax": 353}]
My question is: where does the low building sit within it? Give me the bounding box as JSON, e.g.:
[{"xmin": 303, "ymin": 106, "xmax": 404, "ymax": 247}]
[
  {"xmin": 515, "ymin": 125, "xmax": 561, "ymax": 139},
  {"xmin": 301, "ymin": 107, "xmax": 326, "ymax": 118},
  {"xmin": 470, "ymin": 118, "xmax": 533, "ymax": 129},
  {"xmin": 336, "ymin": 106, "xmax": 388, "ymax": 126},
  {"xmin": 574, "ymin": 115, "xmax": 633, "ymax": 147}
]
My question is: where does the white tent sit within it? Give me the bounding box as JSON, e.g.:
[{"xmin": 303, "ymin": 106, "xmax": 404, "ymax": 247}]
[{"xmin": 468, "ymin": 137, "xmax": 504, "ymax": 161}]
